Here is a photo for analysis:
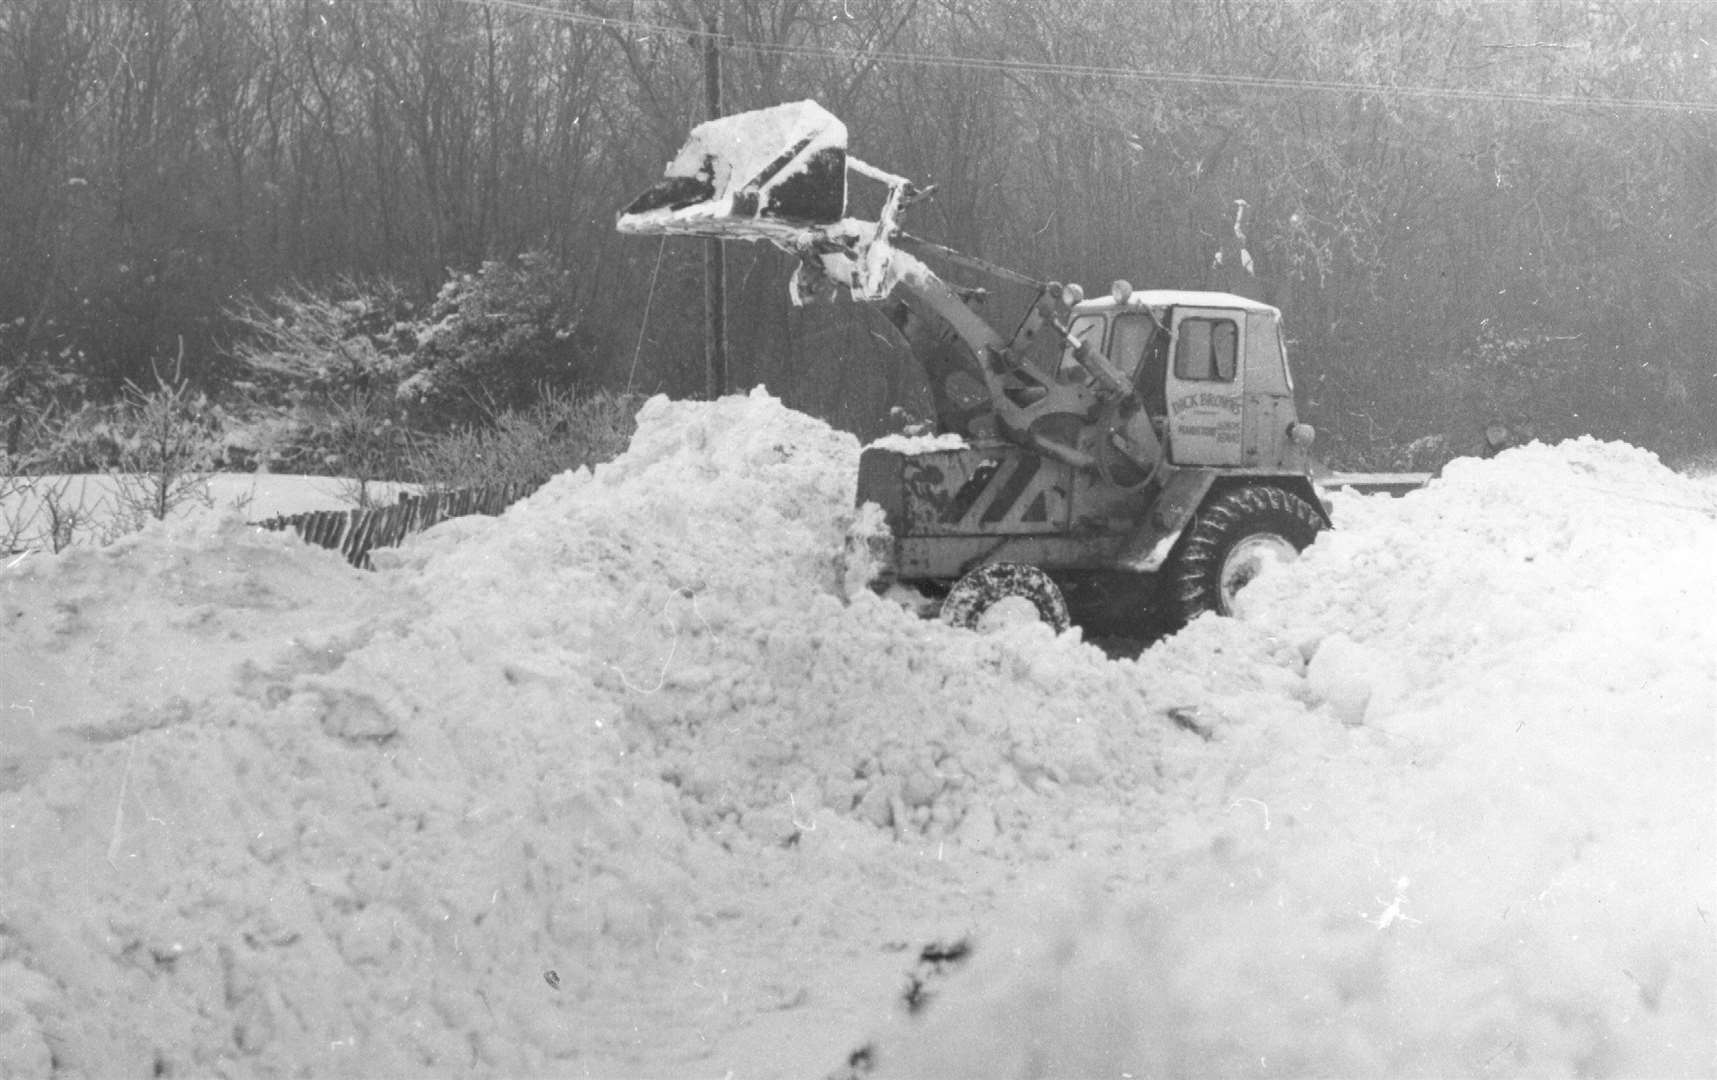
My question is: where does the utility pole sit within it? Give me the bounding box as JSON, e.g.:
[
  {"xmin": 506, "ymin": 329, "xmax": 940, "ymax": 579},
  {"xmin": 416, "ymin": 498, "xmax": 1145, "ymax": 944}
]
[{"xmin": 702, "ymin": 4, "xmax": 728, "ymax": 399}]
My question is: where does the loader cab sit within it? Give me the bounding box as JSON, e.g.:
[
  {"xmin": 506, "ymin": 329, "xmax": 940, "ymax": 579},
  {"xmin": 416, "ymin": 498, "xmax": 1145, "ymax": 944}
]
[{"xmin": 1060, "ymin": 289, "xmax": 1303, "ymax": 470}]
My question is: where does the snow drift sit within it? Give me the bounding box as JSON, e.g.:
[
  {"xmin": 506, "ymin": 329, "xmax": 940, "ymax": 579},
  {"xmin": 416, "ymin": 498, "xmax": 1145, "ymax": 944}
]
[
  {"xmin": 877, "ymin": 438, "xmax": 1717, "ymax": 1078},
  {"xmin": 2, "ymin": 389, "xmax": 1712, "ymax": 1078}
]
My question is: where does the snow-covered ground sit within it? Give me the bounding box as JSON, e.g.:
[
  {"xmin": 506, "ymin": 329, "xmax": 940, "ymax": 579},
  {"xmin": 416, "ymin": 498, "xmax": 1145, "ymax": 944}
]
[
  {"xmin": 2, "ymin": 388, "xmax": 1712, "ymax": 1078},
  {"xmin": 1, "ymin": 473, "xmax": 418, "ymax": 555}
]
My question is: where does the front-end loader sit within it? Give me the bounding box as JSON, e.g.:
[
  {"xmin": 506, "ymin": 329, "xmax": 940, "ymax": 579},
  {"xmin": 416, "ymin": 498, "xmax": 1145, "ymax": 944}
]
[{"xmin": 619, "ymin": 100, "xmax": 1396, "ymax": 636}]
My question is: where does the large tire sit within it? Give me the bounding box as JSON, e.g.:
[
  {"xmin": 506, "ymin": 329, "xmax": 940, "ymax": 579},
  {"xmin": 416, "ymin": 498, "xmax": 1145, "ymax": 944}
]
[
  {"xmin": 1166, "ymin": 485, "xmax": 1323, "ymax": 623},
  {"xmin": 940, "ymin": 563, "xmax": 1071, "ymax": 635}
]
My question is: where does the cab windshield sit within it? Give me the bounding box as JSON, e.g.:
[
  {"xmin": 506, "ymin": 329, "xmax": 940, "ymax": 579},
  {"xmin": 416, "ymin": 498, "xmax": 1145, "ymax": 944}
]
[{"xmin": 1108, "ymin": 314, "xmax": 1156, "ymax": 381}]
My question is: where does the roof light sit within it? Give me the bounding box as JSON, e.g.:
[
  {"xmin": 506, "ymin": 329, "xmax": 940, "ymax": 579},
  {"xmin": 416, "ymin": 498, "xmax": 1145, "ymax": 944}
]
[
  {"xmin": 1110, "ymin": 279, "xmax": 1133, "ymax": 304},
  {"xmin": 1060, "ymin": 282, "xmax": 1085, "ymax": 308}
]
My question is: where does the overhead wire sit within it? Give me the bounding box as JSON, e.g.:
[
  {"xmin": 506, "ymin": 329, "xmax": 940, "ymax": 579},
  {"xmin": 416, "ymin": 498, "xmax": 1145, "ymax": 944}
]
[
  {"xmin": 464, "ymin": 0, "xmax": 1717, "ymax": 116},
  {"xmin": 626, "ymin": 236, "xmax": 668, "ymax": 395}
]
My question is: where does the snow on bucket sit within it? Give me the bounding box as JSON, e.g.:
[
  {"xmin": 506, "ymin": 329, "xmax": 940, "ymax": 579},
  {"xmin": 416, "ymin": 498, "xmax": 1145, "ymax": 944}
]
[{"xmin": 617, "ymin": 99, "xmax": 848, "ymax": 241}]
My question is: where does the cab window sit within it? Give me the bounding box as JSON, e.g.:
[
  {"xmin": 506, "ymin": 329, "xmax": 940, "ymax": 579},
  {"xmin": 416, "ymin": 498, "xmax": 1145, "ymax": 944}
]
[
  {"xmin": 1108, "ymin": 314, "xmax": 1155, "ymax": 381},
  {"xmin": 1173, "ymin": 317, "xmax": 1238, "ymax": 381}
]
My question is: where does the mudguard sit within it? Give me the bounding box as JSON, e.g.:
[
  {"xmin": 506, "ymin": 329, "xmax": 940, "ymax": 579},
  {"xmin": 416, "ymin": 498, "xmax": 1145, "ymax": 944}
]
[
  {"xmin": 1116, "ymin": 470, "xmax": 1335, "ymax": 574},
  {"xmin": 1113, "ymin": 467, "xmax": 1216, "ymax": 572}
]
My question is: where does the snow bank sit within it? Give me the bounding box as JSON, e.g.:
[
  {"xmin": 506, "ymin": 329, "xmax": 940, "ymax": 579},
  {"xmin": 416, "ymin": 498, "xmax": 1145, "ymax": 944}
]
[
  {"xmin": 876, "ymin": 439, "xmax": 1717, "ymax": 1078},
  {"xmin": 0, "ymin": 390, "xmax": 1215, "ymax": 1075},
  {"xmin": 3, "ymin": 395, "xmax": 1712, "ymax": 1078},
  {"xmin": 385, "ymin": 389, "xmax": 1195, "ymax": 855}
]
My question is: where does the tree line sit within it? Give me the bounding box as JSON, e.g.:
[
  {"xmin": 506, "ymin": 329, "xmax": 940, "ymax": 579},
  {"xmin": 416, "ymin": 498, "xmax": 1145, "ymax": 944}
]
[{"xmin": 2, "ymin": 0, "xmax": 1714, "ymax": 467}]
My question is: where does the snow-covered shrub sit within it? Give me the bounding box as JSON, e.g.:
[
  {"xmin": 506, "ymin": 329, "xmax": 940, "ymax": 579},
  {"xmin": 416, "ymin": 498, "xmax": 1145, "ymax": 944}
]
[
  {"xmin": 314, "ymin": 391, "xmax": 412, "ymax": 506},
  {"xmin": 0, "ymin": 474, "xmax": 107, "ymax": 555},
  {"xmin": 9, "ymin": 367, "xmax": 226, "ymax": 499},
  {"xmin": 0, "ymin": 317, "xmax": 94, "ymax": 456},
  {"xmin": 394, "ymin": 253, "xmax": 597, "ymax": 429},
  {"xmin": 224, "ymin": 256, "xmax": 604, "ymax": 473},
  {"xmin": 107, "ymin": 361, "xmax": 220, "ymax": 527},
  {"xmin": 0, "ymin": 455, "xmax": 42, "ymax": 554},
  {"xmin": 226, "ymin": 277, "xmax": 416, "ymax": 395},
  {"xmin": 221, "ymin": 277, "xmax": 418, "ymax": 478},
  {"xmin": 28, "ymin": 401, "xmax": 139, "ymax": 473},
  {"xmin": 212, "ymin": 410, "xmax": 312, "ymax": 474},
  {"xmin": 406, "ymin": 387, "xmax": 638, "ymax": 492}
]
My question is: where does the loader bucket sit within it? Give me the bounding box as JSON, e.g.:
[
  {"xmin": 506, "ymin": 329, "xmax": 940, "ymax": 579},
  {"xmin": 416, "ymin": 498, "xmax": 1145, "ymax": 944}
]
[{"xmin": 617, "ymin": 100, "xmax": 848, "ymax": 242}]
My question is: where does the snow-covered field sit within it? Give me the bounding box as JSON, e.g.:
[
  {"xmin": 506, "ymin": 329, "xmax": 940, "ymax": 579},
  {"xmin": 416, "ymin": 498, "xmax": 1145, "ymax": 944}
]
[
  {"xmin": 1, "ymin": 473, "xmax": 419, "ymax": 556},
  {"xmin": 2, "ymin": 388, "xmax": 1712, "ymax": 1078}
]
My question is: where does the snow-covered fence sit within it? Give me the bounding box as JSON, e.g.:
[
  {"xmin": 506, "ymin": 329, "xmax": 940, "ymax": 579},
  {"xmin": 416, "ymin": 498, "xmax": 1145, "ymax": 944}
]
[{"xmin": 254, "ymin": 480, "xmax": 542, "ymax": 569}]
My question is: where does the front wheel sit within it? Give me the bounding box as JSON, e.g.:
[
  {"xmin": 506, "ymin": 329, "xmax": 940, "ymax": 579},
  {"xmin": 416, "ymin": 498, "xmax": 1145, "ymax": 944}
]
[
  {"xmin": 940, "ymin": 563, "xmax": 1071, "ymax": 635},
  {"xmin": 1165, "ymin": 486, "xmax": 1323, "ymax": 623}
]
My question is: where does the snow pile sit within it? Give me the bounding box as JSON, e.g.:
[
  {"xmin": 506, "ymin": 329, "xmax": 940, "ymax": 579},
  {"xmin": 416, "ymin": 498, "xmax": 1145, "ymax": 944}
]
[
  {"xmin": 389, "ymin": 389, "xmax": 1193, "ymax": 853},
  {"xmin": 3, "ymin": 393, "xmax": 1713, "ymax": 1078},
  {"xmin": 875, "ymin": 438, "xmax": 1717, "ymax": 1078},
  {"xmin": 0, "ymin": 390, "xmax": 1224, "ymax": 1076}
]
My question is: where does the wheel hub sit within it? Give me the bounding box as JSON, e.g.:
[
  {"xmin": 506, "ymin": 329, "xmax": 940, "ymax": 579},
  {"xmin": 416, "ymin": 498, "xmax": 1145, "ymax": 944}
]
[
  {"xmin": 1217, "ymin": 534, "xmax": 1298, "ymax": 614},
  {"xmin": 971, "ymin": 594, "xmax": 1044, "ymax": 633}
]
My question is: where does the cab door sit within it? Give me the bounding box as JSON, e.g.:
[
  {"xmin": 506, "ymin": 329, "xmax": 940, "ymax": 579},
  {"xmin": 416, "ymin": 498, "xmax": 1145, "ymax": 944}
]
[{"xmin": 1164, "ymin": 307, "xmax": 1245, "ymax": 466}]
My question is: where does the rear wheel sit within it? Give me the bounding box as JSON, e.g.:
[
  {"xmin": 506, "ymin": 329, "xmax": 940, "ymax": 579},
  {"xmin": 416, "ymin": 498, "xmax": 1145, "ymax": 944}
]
[
  {"xmin": 940, "ymin": 563, "xmax": 1071, "ymax": 635},
  {"xmin": 1166, "ymin": 486, "xmax": 1323, "ymax": 623}
]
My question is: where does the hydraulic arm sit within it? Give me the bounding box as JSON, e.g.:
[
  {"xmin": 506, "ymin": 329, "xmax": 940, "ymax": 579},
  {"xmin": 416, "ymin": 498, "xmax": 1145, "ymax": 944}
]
[{"xmin": 616, "ymin": 99, "xmax": 1163, "ymax": 483}]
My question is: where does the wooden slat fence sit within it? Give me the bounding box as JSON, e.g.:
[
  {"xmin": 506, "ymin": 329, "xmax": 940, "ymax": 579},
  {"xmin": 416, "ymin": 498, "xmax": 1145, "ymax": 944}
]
[{"xmin": 253, "ymin": 479, "xmax": 546, "ymax": 569}]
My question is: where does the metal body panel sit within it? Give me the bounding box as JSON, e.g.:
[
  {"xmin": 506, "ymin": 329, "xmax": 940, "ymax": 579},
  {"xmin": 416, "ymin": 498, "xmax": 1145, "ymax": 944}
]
[
  {"xmin": 1164, "ymin": 306, "xmax": 1247, "ymax": 466},
  {"xmin": 1244, "ymin": 392, "xmax": 1297, "ymax": 467},
  {"xmin": 1114, "ymin": 467, "xmax": 1215, "ymax": 571},
  {"xmin": 1244, "ymin": 311, "xmax": 1292, "ymax": 394},
  {"xmin": 858, "ymin": 443, "xmax": 1149, "ymax": 580},
  {"xmin": 896, "ymin": 534, "xmax": 1128, "ymax": 581},
  {"xmin": 897, "ymin": 445, "xmax": 1074, "ymax": 536}
]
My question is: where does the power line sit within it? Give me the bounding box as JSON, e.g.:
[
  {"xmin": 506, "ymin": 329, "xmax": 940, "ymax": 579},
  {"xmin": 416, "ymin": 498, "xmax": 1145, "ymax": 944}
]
[{"xmin": 465, "ymin": 0, "xmax": 1717, "ymax": 116}]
